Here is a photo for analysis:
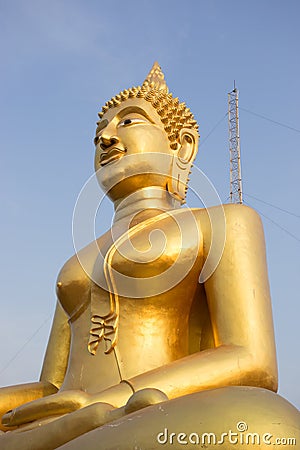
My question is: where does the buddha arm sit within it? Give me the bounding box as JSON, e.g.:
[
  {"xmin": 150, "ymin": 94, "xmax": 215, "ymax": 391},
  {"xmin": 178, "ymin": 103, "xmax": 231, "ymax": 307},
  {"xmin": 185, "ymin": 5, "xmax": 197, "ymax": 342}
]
[
  {"xmin": 39, "ymin": 300, "xmax": 71, "ymax": 388},
  {"xmin": 93, "ymin": 205, "xmax": 278, "ymax": 407},
  {"xmin": 0, "ymin": 301, "xmax": 70, "ymax": 430}
]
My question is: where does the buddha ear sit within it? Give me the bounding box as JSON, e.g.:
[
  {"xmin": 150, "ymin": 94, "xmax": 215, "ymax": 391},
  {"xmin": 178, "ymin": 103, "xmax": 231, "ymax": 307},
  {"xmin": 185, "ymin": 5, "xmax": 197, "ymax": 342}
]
[
  {"xmin": 167, "ymin": 128, "xmax": 199, "ymax": 204},
  {"xmin": 177, "ymin": 128, "xmax": 199, "ymax": 164}
]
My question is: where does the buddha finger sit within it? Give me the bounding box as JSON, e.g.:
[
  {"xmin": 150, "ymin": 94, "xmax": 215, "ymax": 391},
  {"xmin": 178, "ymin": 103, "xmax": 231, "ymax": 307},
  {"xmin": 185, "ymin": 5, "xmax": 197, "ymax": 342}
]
[{"xmin": 1, "ymin": 390, "xmax": 90, "ymax": 427}]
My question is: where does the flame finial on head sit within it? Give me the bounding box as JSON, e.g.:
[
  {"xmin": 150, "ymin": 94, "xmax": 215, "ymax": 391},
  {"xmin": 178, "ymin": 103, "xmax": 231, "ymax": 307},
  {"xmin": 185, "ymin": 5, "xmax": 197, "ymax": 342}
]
[{"xmin": 142, "ymin": 61, "xmax": 169, "ymax": 93}]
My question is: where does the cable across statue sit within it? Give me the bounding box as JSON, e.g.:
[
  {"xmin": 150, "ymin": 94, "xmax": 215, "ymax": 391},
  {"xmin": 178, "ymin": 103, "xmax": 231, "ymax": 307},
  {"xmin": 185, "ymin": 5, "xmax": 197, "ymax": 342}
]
[{"xmin": 0, "ymin": 63, "xmax": 299, "ymax": 449}]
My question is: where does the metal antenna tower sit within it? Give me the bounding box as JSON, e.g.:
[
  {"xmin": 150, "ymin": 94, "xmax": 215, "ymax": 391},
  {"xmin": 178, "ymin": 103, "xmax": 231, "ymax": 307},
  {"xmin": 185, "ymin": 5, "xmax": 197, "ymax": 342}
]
[{"xmin": 228, "ymin": 82, "xmax": 243, "ymax": 203}]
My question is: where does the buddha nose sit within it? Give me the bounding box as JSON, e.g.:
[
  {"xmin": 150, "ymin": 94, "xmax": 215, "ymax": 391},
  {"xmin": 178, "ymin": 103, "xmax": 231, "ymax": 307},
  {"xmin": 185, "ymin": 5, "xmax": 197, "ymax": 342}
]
[
  {"xmin": 100, "ymin": 126, "xmax": 120, "ymax": 150},
  {"xmin": 100, "ymin": 135, "xmax": 119, "ymax": 149}
]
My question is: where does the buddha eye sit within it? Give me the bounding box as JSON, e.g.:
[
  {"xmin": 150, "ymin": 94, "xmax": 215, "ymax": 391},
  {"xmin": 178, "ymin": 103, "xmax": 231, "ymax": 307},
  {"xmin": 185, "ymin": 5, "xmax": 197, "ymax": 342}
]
[{"xmin": 118, "ymin": 117, "xmax": 147, "ymax": 127}]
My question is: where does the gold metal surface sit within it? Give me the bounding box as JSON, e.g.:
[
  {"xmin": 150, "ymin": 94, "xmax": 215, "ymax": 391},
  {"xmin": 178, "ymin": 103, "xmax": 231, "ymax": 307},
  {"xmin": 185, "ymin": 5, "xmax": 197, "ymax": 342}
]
[{"xmin": 0, "ymin": 62, "xmax": 299, "ymax": 448}]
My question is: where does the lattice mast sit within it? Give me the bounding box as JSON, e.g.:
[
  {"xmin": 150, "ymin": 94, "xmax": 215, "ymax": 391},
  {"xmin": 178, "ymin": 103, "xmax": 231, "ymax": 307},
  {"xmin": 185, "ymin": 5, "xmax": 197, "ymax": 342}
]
[{"xmin": 228, "ymin": 83, "xmax": 243, "ymax": 203}]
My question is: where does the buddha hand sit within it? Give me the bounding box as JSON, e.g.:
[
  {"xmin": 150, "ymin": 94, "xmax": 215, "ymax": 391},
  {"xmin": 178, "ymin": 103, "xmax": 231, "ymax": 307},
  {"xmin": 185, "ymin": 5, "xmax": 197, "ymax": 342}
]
[
  {"xmin": 1, "ymin": 390, "xmax": 95, "ymax": 427},
  {"xmin": 1, "ymin": 387, "xmax": 168, "ymax": 429}
]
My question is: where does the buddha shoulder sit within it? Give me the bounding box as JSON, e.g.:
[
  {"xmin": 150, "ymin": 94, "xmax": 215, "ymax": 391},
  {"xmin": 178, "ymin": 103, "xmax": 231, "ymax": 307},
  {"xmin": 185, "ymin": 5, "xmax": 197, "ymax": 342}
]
[{"xmin": 192, "ymin": 203, "xmax": 263, "ymax": 238}]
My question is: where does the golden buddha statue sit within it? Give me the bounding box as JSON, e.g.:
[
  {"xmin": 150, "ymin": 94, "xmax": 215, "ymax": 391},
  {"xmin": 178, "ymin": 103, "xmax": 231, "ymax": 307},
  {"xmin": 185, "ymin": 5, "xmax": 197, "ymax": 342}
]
[{"xmin": 0, "ymin": 63, "xmax": 299, "ymax": 450}]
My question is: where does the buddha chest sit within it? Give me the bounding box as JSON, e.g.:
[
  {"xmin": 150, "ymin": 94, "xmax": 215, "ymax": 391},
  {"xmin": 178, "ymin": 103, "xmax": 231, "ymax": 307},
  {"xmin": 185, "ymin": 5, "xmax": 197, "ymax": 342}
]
[
  {"xmin": 58, "ymin": 209, "xmax": 203, "ymax": 355},
  {"xmin": 58, "ymin": 210, "xmax": 208, "ymax": 390}
]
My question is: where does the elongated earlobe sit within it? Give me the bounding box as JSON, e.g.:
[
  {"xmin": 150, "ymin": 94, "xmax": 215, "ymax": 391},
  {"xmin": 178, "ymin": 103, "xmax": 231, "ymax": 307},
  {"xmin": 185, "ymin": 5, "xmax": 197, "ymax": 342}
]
[{"xmin": 167, "ymin": 128, "xmax": 199, "ymax": 203}]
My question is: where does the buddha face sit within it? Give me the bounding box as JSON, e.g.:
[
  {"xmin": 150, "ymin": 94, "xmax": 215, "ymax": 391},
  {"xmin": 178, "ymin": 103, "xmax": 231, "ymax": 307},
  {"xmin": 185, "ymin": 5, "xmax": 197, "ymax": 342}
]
[
  {"xmin": 94, "ymin": 98, "xmax": 172, "ymax": 168},
  {"xmin": 94, "ymin": 97, "xmax": 199, "ymax": 204},
  {"xmin": 94, "ymin": 98, "xmax": 175, "ymax": 202}
]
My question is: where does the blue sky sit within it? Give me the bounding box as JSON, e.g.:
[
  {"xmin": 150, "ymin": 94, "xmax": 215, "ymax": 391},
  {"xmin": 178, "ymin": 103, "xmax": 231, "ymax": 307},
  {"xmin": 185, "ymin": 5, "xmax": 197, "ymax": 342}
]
[{"xmin": 0, "ymin": 0, "xmax": 299, "ymax": 409}]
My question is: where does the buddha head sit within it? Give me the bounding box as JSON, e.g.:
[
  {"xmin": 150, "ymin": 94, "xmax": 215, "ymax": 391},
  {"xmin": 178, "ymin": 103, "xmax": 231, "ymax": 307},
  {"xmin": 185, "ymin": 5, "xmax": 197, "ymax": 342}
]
[{"xmin": 94, "ymin": 62, "xmax": 199, "ymax": 205}]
